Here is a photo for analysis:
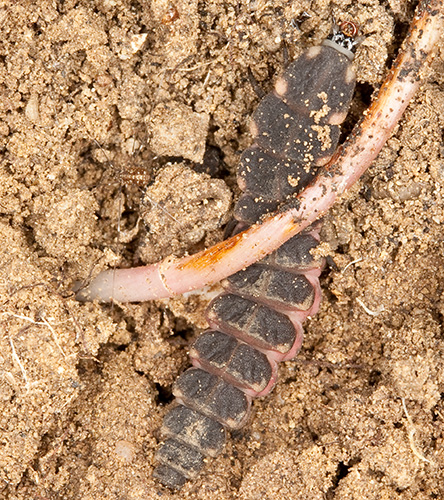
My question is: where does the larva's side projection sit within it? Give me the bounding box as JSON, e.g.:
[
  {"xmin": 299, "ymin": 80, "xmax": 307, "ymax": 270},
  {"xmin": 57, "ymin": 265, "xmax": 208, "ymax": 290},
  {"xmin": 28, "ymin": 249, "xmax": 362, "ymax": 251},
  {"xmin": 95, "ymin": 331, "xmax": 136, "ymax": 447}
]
[{"xmin": 153, "ymin": 22, "xmax": 358, "ymax": 490}]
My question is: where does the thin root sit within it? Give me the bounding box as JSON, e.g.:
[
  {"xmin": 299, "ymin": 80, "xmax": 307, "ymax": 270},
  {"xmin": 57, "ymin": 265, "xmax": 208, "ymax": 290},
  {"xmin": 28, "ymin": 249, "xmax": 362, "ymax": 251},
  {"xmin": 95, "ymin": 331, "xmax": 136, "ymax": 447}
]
[
  {"xmin": 401, "ymin": 397, "xmax": 433, "ymax": 465},
  {"xmin": 8, "ymin": 333, "xmax": 30, "ymax": 392},
  {"xmin": 342, "ymin": 257, "xmax": 363, "ymax": 273},
  {"xmin": 356, "ymin": 297, "xmax": 385, "ymax": 316}
]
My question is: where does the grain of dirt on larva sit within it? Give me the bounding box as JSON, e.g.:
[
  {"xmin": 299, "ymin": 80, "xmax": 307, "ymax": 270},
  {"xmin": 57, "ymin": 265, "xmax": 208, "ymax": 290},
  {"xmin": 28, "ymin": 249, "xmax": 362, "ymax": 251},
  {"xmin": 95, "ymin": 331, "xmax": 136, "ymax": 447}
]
[{"xmin": 1, "ymin": 1, "xmax": 443, "ymax": 499}]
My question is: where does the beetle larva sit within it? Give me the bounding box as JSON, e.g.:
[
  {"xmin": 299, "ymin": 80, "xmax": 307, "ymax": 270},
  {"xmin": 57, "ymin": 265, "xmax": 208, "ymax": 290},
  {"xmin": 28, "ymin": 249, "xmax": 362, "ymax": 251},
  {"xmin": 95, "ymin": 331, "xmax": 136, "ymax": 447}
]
[{"xmin": 153, "ymin": 21, "xmax": 358, "ymax": 489}]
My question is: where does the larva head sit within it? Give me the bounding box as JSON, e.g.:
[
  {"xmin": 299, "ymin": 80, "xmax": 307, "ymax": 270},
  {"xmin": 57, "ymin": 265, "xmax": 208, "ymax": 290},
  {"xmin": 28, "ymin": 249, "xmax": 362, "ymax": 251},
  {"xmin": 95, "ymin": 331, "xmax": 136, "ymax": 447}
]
[{"xmin": 322, "ymin": 20, "xmax": 360, "ymax": 60}]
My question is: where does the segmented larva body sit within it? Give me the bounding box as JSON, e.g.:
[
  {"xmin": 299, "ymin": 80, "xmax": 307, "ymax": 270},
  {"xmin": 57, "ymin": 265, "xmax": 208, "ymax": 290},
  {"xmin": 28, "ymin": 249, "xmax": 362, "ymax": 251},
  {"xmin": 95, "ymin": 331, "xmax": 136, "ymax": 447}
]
[{"xmin": 154, "ymin": 24, "xmax": 358, "ymax": 489}]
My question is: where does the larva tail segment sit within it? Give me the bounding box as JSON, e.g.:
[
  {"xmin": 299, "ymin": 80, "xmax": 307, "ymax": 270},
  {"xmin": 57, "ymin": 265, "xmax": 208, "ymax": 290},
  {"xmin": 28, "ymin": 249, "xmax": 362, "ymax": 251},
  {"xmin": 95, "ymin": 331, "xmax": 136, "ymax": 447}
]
[
  {"xmin": 154, "ymin": 231, "xmax": 324, "ymax": 489},
  {"xmin": 154, "ymin": 22, "xmax": 357, "ymax": 489}
]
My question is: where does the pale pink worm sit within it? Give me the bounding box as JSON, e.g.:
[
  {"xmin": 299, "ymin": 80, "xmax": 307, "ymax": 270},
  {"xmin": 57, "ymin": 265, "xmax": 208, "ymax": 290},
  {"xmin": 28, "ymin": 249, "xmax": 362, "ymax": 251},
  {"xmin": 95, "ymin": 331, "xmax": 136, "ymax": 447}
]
[{"xmin": 76, "ymin": 0, "xmax": 443, "ymax": 303}]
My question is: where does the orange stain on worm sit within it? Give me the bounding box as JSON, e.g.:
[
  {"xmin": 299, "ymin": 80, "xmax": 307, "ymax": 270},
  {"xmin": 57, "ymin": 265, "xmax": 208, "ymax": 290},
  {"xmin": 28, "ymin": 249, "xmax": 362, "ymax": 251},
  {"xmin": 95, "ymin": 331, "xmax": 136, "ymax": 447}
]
[{"xmin": 177, "ymin": 231, "xmax": 246, "ymax": 272}]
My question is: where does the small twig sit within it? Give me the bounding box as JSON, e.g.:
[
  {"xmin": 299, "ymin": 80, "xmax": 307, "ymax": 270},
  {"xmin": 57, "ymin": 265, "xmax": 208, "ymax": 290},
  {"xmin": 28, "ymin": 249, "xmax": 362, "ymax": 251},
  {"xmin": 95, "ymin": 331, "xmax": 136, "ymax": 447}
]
[{"xmin": 77, "ymin": 0, "xmax": 444, "ymax": 303}]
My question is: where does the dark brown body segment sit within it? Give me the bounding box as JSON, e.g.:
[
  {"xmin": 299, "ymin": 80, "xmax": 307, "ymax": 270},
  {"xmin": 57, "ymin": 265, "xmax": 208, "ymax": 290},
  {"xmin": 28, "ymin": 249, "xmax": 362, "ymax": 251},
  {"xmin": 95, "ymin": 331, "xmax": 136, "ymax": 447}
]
[
  {"xmin": 154, "ymin": 37, "xmax": 356, "ymax": 489},
  {"xmin": 155, "ymin": 438, "xmax": 205, "ymax": 480},
  {"xmin": 226, "ymin": 265, "xmax": 315, "ymax": 310},
  {"xmin": 161, "ymin": 405, "xmax": 226, "ymax": 457},
  {"xmin": 276, "ymin": 46, "xmax": 355, "ymax": 120},
  {"xmin": 262, "ymin": 233, "xmax": 320, "ymax": 270},
  {"xmin": 237, "ymin": 145, "xmax": 317, "ymax": 201},
  {"xmin": 190, "ymin": 330, "xmax": 275, "ymax": 393},
  {"xmin": 173, "ymin": 368, "xmax": 251, "ymax": 428},
  {"xmin": 207, "ymin": 293, "xmax": 299, "ymax": 354}
]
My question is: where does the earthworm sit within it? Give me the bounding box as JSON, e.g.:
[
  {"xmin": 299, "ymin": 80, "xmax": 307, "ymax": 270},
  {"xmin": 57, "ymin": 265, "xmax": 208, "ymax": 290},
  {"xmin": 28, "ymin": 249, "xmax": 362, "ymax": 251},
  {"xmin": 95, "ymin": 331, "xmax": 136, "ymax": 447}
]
[{"xmin": 76, "ymin": 0, "xmax": 443, "ymax": 304}]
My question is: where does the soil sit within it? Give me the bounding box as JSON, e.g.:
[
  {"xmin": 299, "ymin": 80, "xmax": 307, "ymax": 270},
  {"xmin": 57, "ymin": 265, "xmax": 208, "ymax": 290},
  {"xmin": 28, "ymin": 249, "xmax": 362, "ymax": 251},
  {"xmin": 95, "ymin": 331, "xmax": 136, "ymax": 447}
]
[{"xmin": 1, "ymin": 0, "xmax": 444, "ymax": 499}]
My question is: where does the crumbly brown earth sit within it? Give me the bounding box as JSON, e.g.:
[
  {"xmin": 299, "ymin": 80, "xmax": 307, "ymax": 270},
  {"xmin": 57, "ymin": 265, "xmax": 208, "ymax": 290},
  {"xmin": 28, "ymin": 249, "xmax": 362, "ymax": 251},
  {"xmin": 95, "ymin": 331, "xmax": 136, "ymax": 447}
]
[{"xmin": 1, "ymin": 0, "xmax": 444, "ymax": 499}]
